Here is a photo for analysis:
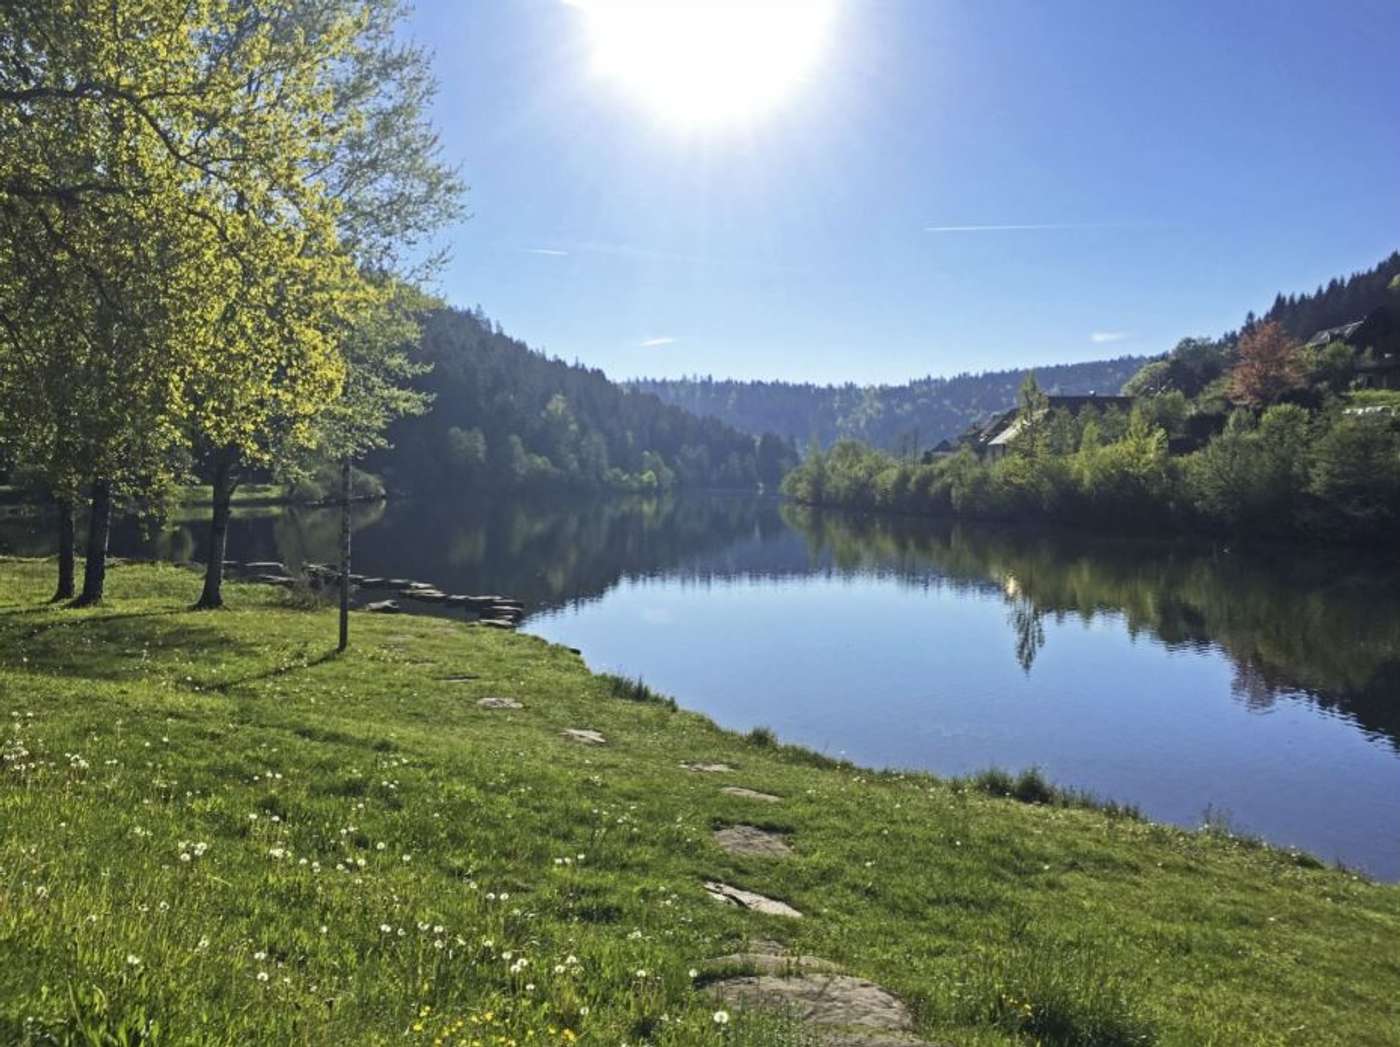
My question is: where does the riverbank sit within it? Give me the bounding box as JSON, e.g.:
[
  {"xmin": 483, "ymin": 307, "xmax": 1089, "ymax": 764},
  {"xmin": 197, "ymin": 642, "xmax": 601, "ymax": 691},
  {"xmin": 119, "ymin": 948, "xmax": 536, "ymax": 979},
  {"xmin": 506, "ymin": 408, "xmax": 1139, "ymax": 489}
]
[
  {"xmin": 0, "ymin": 483, "xmax": 388, "ymax": 512},
  {"xmin": 2, "ymin": 559, "xmax": 1398, "ymax": 1045}
]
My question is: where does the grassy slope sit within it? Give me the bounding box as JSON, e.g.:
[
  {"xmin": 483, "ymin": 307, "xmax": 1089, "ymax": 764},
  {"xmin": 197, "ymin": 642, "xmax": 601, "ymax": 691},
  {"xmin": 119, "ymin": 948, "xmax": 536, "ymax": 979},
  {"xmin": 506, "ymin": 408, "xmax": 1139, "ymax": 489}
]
[{"xmin": 1, "ymin": 559, "xmax": 1397, "ymax": 1046}]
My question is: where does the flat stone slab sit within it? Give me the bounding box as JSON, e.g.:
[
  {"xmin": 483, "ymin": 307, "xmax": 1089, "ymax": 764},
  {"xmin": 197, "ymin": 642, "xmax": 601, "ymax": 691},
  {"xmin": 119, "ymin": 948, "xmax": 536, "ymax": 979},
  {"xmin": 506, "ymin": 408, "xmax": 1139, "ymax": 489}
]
[
  {"xmin": 681, "ymin": 762, "xmax": 735, "ymax": 773},
  {"xmin": 478, "ymin": 619, "xmax": 517, "ymax": 629},
  {"xmin": 363, "ymin": 600, "xmax": 401, "ymax": 614},
  {"xmin": 703, "ymin": 881, "xmax": 801, "ymax": 918},
  {"xmin": 403, "ymin": 589, "xmax": 449, "ymax": 603},
  {"xmin": 721, "ymin": 786, "xmax": 782, "ymax": 803},
  {"xmin": 477, "ymin": 697, "xmax": 523, "ymax": 710},
  {"xmin": 707, "ymin": 974, "xmax": 917, "ymax": 1038},
  {"xmin": 714, "ymin": 825, "xmax": 793, "ymax": 859},
  {"xmin": 562, "ymin": 728, "xmax": 606, "ymax": 745}
]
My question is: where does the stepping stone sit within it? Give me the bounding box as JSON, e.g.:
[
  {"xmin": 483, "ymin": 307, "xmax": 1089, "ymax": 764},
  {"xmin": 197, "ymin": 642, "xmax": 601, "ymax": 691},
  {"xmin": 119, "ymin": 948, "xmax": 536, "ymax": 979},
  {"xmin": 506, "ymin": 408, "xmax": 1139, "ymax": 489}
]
[
  {"xmin": 722, "ymin": 786, "xmax": 782, "ymax": 803},
  {"xmin": 478, "ymin": 619, "xmax": 516, "ymax": 629},
  {"xmin": 707, "ymin": 974, "xmax": 922, "ymax": 1043},
  {"xmin": 477, "ymin": 697, "xmax": 523, "ymax": 710},
  {"xmin": 681, "ymin": 762, "xmax": 735, "ymax": 773},
  {"xmin": 713, "ymin": 825, "xmax": 793, "ymax": 859},
  {"xmin": 562, "ymin": 728, "xmax": 606, "ymax": 745},
  {"xmin": 363, "ymin": 600, "xmax": 402, "ymax": 614},
  {"xmin": 703, "ymin": 881, "xmax": 801, "ymax": 918}
]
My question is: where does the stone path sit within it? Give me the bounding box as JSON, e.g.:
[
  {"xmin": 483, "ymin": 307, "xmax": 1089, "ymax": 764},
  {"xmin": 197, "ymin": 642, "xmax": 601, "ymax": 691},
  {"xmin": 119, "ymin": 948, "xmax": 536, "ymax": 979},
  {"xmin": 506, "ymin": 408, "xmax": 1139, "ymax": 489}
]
[
  {"xmin": 477, "ymin": 697, "xmax": 523, "ymax": 710},
  {"xmin": 713, "ymin": 824, "xmax": 793, "ymax": 858},
  {"xmin": 721, "ymin": 786, "xmax": 782, "ymax": 803},
  {"xmin": 678, "ymin": 759, "xmax": 938, "ymax": 1044},
  {"xmin": 561, "ymin": 728, "xmax": 606, "ymax": 745},
  {"xmin": 703, "ymin": 881, "xmax": 802, "ymax": 918}
]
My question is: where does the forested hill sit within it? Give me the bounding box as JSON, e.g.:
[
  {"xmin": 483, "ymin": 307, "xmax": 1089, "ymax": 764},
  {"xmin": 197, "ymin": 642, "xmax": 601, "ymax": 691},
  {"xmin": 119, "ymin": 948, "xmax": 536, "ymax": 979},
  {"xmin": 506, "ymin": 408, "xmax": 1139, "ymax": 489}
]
[
  {"xmin": 377, "ymin": 307, "xmax": 797, "ymax": 493},
  {"xmin": 629, "ymin": 356, "xmax": 1145, "ymax": 451},
  {"xmin": 1249, "ymin": 251, "xmax": 1400, "ymax": 340}
]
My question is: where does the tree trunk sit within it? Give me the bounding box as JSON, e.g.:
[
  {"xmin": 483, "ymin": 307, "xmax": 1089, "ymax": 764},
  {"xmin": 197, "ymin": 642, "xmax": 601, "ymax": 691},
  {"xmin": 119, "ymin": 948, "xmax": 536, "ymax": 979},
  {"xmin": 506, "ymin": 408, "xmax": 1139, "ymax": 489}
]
[
  {"xmin": 52, "ymin": 497, "xmax": 75, "ymax": 602},
  {"xmin": 195, "ymin": 451, "xmax": 236, "ymax": 609},
  {"xmin": 338, "ymin": 457, "xmax": 351, "ymax": 651},
  {"xmin": 74, "ymin": 479, "xmax": 111, "ymax": 606}
]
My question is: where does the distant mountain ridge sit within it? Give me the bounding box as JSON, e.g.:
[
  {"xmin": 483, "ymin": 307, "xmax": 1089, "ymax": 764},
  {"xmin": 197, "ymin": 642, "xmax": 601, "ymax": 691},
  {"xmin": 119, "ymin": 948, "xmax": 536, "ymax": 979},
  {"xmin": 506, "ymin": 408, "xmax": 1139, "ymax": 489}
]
[
  {"xmin": 379, "ymin": 306, "xmax": 797, "ymax": 493},
  {"xmin": 629, "ymin": 356, "xmax": 1147, "ymax": 452}
]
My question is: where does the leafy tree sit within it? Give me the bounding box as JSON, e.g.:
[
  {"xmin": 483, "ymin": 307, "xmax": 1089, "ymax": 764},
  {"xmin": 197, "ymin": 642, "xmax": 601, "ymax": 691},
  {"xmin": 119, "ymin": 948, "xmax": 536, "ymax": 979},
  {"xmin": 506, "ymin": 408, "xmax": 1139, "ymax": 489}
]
[
  {"xmin": 0, "ymin": 0, "xmax": 243, "ymax": 602},
  {"xmin": 1309, "ymin": 416, "xmax": 1400, "ymax": 534},
  {"xmin": 187, "ymin": 0, "xmax": 463, "ymax": 610},
  {"xmin": 1227, "ymin": 321, "xmax": 1304, "ymax": 408}
]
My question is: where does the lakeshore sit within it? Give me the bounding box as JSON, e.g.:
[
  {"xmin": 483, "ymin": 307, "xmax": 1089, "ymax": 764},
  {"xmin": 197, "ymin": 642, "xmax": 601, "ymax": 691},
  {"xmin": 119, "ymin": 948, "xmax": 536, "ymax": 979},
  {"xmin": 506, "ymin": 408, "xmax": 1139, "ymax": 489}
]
[{"xmin": 2, "ymin": 557, "xmax": 1398, "ymax": 1045}]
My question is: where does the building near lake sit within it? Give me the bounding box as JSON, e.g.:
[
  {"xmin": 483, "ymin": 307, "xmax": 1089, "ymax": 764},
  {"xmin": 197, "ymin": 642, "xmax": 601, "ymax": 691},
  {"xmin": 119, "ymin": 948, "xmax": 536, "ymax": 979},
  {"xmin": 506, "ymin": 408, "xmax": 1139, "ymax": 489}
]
[
  {"xmin": 1307, "ymin": 305, "xmax": 1400, "ymax": 391},
  {"xmin": 968, "ymin": 393, "xmax": 1135, "ymax": 460}
]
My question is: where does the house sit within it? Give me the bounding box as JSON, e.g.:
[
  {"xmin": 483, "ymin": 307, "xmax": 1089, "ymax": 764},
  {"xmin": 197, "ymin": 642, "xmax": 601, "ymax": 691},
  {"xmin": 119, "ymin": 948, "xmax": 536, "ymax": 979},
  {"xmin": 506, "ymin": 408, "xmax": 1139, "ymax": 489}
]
[
  {"xmin": 972, "ymin": 393, "xmax": 1135, "ymax": 460},
  {"xmin": 1307, "ymin": 306, "xmax": 1400, "ymax": 391}
]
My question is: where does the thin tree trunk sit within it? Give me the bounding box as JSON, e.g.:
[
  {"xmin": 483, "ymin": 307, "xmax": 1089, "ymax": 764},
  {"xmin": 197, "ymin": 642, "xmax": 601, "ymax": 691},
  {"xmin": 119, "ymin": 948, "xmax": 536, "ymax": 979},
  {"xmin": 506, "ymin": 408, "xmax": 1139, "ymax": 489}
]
[
  {"xmin": 74, "ymin": 479, "xmax": 111, "ymax": 606},
  {"xmin": 196, "ymin": 451, "xmax": 235, "ymax": 609},
  {"xmin": 52, "ymin": 497, "xmax": 75, "ymax": 602},
  {"xmin": 338, "ymin": 457, "xmax": 351, "ymax": 651}
]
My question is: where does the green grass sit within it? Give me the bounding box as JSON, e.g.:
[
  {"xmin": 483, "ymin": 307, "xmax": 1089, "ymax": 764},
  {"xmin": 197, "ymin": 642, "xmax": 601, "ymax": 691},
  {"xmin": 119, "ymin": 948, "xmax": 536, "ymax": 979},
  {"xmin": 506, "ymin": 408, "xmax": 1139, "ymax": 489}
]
[
  {"xmin": 1344, "ymin": 388, "xmax": 1400, "ymax": 410},
  {"xmin": 1, "ymin": 559, "xmax": 1398, "ymax": 1045},
  {"xmin": 176, "ymin": 483, "xmax": 289, "ymax": 507}
]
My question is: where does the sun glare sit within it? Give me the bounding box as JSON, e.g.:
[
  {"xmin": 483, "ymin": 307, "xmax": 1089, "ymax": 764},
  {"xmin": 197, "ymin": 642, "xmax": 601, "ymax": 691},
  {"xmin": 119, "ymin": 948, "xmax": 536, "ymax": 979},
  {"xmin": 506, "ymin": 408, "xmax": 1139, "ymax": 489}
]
[{"xmin": 567, "ymin": 0, "xmax": 837, "ymax": 127}]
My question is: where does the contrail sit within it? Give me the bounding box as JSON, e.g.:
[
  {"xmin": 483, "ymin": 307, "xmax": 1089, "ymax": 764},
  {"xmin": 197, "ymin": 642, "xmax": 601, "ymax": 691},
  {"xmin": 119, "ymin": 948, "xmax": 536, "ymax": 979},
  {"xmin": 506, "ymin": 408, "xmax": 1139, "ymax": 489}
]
[{"xmin": 923, "ymin": 222, "xmax": 1150, "ymax": 233}]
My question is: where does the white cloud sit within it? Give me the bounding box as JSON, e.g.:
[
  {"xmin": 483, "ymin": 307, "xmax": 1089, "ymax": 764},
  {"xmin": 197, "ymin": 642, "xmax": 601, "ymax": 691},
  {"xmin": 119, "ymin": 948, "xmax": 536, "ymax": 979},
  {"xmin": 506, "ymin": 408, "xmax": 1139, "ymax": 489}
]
[
  {"xmin": 525, "ymin": 247, "xmax": 569, "ymax": 256},
  {"xmin": 1091, "ymin": 331, "xmax": 1131, "ymax": 344},
  {"xmin": 640, "ymin": 336, "xmax": 676, "ymax": 348}
]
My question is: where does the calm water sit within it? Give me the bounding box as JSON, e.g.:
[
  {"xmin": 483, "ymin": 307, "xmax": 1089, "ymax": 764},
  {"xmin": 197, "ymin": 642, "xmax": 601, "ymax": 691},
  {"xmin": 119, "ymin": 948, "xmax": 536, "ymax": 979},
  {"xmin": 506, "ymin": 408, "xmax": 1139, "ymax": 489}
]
[{"xmin": 4, "ymin": 492, "xmax": 1399, "ymax": 878}]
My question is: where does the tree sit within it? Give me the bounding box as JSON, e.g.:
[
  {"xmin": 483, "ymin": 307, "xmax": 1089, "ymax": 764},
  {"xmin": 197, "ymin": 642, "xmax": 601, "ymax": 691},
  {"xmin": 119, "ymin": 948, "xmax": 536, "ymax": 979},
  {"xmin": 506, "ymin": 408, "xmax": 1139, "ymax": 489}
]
[
  {"xmin": 1309, "ymin": 415, "xmax": 1400, "ymax": 533},
  {"xmin": 1227, "ymin": 320, "xmax": 1304, "ymax": 408},
  {"xmin": 0, "ymin": 1, "xmax": 238, "ymax": 603},
  {"xmin": 186, "ymin": 0, "xmax": 464, "ymax": 611}
]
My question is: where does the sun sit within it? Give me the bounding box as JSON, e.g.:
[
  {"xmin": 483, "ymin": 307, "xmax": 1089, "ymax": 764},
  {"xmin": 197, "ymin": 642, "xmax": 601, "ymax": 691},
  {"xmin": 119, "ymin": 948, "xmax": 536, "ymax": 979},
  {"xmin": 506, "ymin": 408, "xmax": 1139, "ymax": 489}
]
[{"xmin": 567, "ymin": 0, "xmax": 838, "ymax": 127}]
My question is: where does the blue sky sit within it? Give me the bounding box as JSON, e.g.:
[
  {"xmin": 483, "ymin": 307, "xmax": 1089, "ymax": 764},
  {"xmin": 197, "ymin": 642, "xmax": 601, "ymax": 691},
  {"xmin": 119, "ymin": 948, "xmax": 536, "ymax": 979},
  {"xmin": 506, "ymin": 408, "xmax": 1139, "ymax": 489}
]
[{"xmin": 403, "ymin": 0, "xmax": 1400, "ymax": 385}]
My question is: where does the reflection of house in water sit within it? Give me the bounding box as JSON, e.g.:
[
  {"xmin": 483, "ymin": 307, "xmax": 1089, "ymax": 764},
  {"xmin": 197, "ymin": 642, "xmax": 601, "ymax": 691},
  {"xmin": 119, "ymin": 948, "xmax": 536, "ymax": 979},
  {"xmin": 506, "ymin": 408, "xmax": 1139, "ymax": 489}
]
[
  {"xmin": 1307, "ymin": 305, "xmax": 1400, "ymax": 391},
  {"xmin": 960, "ymin": 394, "xmax": 1136, "ymax": 460}
]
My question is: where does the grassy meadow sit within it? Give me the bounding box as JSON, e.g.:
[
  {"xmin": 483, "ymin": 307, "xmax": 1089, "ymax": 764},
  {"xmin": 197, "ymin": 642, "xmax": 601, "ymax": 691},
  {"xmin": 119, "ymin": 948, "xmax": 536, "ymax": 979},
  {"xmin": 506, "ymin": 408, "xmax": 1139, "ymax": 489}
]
[{"xmin": 1, "ymin": 557, "xmax": 1398, "ymax": 1045}]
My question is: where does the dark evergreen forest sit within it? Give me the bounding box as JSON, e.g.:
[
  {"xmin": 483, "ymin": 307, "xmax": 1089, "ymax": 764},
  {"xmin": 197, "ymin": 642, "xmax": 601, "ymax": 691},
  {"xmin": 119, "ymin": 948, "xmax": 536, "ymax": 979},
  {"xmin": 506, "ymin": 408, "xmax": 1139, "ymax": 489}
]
[{"xmin": 376, "ymin": 306, "xmax": 798, "ymax": 493}]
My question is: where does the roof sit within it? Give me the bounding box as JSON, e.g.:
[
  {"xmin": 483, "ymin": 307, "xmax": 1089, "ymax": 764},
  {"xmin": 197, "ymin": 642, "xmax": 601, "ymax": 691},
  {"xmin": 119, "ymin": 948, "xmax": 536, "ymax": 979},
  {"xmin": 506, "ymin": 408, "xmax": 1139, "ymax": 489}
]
[
  {"xmin": 981, "ymin": 394, "xmax": 1134, "ymax": 448},
  {"xmin": 1306, "ymin": 320, "xmax": 1365, "ymax": 348}
]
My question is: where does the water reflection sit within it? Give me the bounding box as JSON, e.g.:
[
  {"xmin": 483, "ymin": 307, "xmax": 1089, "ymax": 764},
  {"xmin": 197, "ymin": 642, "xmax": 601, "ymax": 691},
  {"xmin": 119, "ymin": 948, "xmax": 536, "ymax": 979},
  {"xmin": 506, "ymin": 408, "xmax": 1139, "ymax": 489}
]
[
  {"xmin": 6, "ymin": 493, "xmax": 1400, "ymax": 752},
  {"xmin": 781, "ymin": 506, "xmax": 1400, "ymax": 752}
]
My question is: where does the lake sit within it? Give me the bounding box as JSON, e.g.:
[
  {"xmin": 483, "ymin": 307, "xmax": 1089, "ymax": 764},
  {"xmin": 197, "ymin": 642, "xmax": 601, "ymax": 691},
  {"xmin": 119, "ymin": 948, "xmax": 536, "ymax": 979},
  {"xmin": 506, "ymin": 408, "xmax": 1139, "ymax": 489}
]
[{"xmin": 4, "ymin": 491, "xmax": 1399, "ymax": 878}]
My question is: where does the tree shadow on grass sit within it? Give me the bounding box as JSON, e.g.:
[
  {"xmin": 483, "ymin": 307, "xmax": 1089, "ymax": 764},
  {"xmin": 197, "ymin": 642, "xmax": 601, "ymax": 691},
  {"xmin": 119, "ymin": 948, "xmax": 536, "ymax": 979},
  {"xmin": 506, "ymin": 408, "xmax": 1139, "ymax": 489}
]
[
  {"xmin": 203, "ymin": 647, "xmax": 342, "ymax": 693},
  {"xmin": 0, "ymin": 609, "xmax": 263, "ymax": 684}
]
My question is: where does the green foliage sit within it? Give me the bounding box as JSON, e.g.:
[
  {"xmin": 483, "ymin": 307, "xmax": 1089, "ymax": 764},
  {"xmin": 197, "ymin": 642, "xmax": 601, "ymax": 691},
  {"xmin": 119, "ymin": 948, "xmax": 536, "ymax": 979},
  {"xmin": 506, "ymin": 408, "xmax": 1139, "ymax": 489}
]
[
  {"xmin": 380, "ymin": 307, "xmax": 796, "ymax": 493},
  {"xmin": 603, "ymin": 674, "xmax": 677, "ymax": 710},
  {"xmin": 785, "ymin": 391, "xmax": 1400, "ymax": 543},
  {"xmin": 1309, "ymin": 415, "xmax": 1400, "ymax": 530}
]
